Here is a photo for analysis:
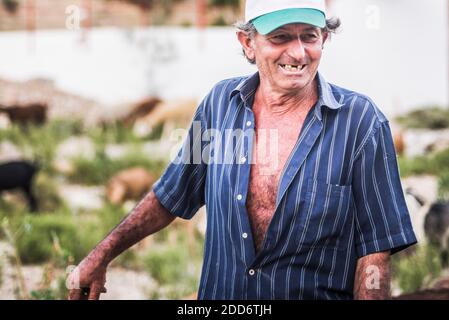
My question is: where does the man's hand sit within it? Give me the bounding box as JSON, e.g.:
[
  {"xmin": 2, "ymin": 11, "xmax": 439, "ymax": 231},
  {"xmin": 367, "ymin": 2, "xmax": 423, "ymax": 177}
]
[
  {"xmin": 66, "ymin": 190, "xmax": 176, "ymax": 300},
  {"xmin": 68, "ymin": 256, "xmax": 108, "ymax": 300},
  {"xmin": 353, "ymin": 250, "xmax": 391, "ymax": 300}
]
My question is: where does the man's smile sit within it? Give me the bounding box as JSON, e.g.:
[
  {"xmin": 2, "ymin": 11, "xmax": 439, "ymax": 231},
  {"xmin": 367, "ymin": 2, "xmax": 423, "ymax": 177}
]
[{"xmin": 279, "ymin": 63, "xmax": 307, "ymax": 73}]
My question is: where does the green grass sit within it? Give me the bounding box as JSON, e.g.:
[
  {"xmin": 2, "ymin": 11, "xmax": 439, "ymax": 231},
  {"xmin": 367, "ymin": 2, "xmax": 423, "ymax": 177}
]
[
  {"xmin": 86, "ymin": 121, "xmax": 163, "ymax": 145},
  {"xmin": 33, "ymin": 173, "xmax": 65, "ymax": 212},
  {"xmin": 0, "ymin": 120, "xmax": 84, "ymax": 173},
  {"xmin": 144, "ymin": 244, "xmax": 190, "ymax": 285},
  {"xmin": 210, "ymin": 0, "xmax": 240, "ymax": 7},
  {"xmin": 391, "ymin": 244, "xmax": 443, "ymax": 294},
  {"xmin": 30, "ymin": 275, "xmax": 68, "ymax": 300},
  {"xmin": 2, "ymin": 203, "xmax": 130, "ymax": 267},
  {"xmin": 67, "ymin": 148, "xmax": 166, "ymax": 185},
  {"xmin": 438, "ymin": 171, "xmax": 449, "ymax": 199},
  {"xmin": 398, "ymin": 147, "xmax": 449, "ymax": 177},
  {"xmin": 87, "ymin": 121, "xmax": 144, "ymax": 145},
  {"xmin": 395, "ymin": 106, "xmax": 449, "ymax": 129},
  {"xmin": 0, "ymin": 119, "xmax": 162, "ymax": 175},
  {"xmin": 143, "ymin": 226, "xmax": 204, "ymax": 299},
  {"xmin": 11, "ymin": 212, "xmax": 90, "ymax": 265},
  {"xmin": 398, "ymin": 147, "xmax": 449, "ymax": 200}
]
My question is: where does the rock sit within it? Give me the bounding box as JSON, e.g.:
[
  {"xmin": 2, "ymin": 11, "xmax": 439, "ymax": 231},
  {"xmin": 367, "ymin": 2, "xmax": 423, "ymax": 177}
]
[
  {"xmin": 58, "ymin": 184, "xmax": 104, "ymax": 212},
  {"xmin": 101, "ymin": 268, "xmax": 157, "ymax": 300},
  {"xmin": 54, "ymin": 137, "xmax": 96, "ymax": 174},
  {"xmin": 0, "ymin": 140, "xmax": 24, "ymax": 162},
  {"xmin": 0, "ymin": 240, "xmax": 157, "ymax": 300},
  {"xmin": 402, "ymin": 175, "xmax": 438, "ymax": 206},
  {"xmin": 0, "ymin": 113, "xmax": 11, "ymax": 130},
  {"xmin": 403, "ymin": 129, "xmax": 449, "ymax": 157}
]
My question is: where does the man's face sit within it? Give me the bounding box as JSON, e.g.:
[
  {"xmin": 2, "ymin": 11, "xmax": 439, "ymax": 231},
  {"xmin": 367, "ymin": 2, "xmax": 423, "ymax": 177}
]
[{"xmin": 240, "ymin": 23, "xmax": 327, "ymax": 94}]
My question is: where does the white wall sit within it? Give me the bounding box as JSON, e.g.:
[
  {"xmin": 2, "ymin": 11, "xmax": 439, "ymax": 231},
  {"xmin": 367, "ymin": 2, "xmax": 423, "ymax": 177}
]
[
  {"xmin": 321, "ymin": 0, "xmax": 449, "ymax": 115},
  {"xmin": 0, "ymin": 0, "xmax": 447, "ymax": 117}
]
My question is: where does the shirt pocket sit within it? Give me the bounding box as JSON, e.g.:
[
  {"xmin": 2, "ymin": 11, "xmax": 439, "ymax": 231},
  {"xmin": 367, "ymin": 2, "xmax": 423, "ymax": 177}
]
[{"xmin": 296, "ymin": 178, "xmax": 353, "ymax": 249}]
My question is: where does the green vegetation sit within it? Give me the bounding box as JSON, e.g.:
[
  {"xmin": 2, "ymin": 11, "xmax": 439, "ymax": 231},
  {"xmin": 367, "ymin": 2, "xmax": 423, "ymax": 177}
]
[
  {"xmin": 0, "ymin": 119, "xmax": 83, "ymax": 173},
  {"xmin": 398, "ymin": 147, "xmax": 449, "ymax": 199},
  {"xmin": 67, "ymin": 149, "xmax": 166, "ymax": 185},
  {"xmin": 396, "ymin": 106, "xmax": 449, "ymax": 130},
  {"xmin": 144, "ymin": 226, "xmax": 204, "ymax": 299},
  {"xmin": 391, "ymin": 244, "xmax": 443, "ymax": 294},
  {"xmin": 211, "ymin": 15, "xmax": 228, "ymax": 26},
  {"xmin": 86, "ymin": 121, "xmax": 160, "ymax": 145},
  {"xmin": 12, "ymin": 213, "xmax": 93, "ymax": 265},
  {"xmin": 438, "ymin": 171, "xmax": 449, "ymax": 200},
  {"xmin": 33, "ymin": 173, "xmax": 65, "ymax": 212},
  {"xmin": 209, "ymin": 0, "xmax": 240, "ymax": 7},
  {"xmin": 30, "ymin": 276, "xmax": 68, "ymax": 300},
  {"xmin": 0, "ymin": 200, "xmax": 129, "ymax": 266},
  {"xmin": 1, "ymin": 0, "xmax": 19, "ymax": 14},
  {"xmin": 398, "ymin": 148, "xmax": 449, "ymax": 177}
]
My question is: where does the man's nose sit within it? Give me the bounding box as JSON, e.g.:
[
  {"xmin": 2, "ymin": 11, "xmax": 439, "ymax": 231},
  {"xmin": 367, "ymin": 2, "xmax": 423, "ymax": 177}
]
[{"xmin": 287, "ymin": 38, "xmax": 306, "ymax": 61}]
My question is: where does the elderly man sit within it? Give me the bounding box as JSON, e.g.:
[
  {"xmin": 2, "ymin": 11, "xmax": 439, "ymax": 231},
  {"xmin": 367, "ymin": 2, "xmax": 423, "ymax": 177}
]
[{"xmin": 69, "ymin": 0, "xmax": 416, "ymax": 300}]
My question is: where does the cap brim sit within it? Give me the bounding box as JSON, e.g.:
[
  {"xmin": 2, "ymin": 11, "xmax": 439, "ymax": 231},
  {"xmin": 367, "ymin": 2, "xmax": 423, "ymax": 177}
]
[{"xmin": 252, "ymin": 8, "xmax": 326, "ymax": 35}]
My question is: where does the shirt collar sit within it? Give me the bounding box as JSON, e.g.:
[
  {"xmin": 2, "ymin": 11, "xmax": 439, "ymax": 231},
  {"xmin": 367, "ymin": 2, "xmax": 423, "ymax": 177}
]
[
  {"xmin": 314, "ymin": 72, "xmax": 344, "ymax": 121},
  {"xmin": 230, "ymin": 71, "xmax": 343, "ymax": 120},
  {"xmin": 230, "ymin": 72, "xmax": 260, "ymax": 103}
]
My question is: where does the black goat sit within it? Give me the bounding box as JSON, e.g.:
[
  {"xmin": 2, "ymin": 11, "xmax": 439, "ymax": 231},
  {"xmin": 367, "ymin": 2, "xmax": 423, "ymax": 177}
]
[
  {"xmin": 0, "ymin": 160, "xmax": 38, "ymax": 212},
  {"xmin": 424, "ymin": 201, "xmax": 449, "ymax": 265}
]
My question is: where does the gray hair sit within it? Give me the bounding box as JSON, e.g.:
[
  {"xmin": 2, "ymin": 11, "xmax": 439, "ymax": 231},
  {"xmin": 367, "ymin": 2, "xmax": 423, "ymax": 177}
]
[{"xmin": 235, "ymin": 17, "xmax": 341, "ymax": 64}]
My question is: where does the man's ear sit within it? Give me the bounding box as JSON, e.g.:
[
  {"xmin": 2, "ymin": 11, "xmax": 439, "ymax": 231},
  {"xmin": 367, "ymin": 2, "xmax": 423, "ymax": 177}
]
[{"xmin": 237, "ymin": 31, "xmax": 255, "ymax": 61}]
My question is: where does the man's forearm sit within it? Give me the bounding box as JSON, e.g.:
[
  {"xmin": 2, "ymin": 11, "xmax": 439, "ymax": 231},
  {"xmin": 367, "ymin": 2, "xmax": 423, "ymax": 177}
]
[
  {"xmin": 87, "ymin": 190, "xmax": 176, "ymax": 266},
  {"xmin": 353, "ymin": 251, "xmax": 391, "ymax": 300}
]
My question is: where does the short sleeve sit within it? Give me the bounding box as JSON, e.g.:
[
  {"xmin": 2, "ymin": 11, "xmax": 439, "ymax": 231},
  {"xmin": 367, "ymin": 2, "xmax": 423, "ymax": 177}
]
[
  {"xmin": 152, "ymin": 97, "xmax": 209, "ymax": 220},
  {"xmin": 351, "ymin": 120, "xmax": 417, "ymax": 257}
]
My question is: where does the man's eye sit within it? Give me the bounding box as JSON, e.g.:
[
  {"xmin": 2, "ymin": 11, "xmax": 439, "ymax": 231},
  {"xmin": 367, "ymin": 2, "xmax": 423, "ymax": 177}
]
[
  {"xmin": 270, "ymin": 34, "xmax": 291, "ymax": 43},
  {"xmin": 302, "ymin": 34, "xmax": 319, "ymax": 42}
]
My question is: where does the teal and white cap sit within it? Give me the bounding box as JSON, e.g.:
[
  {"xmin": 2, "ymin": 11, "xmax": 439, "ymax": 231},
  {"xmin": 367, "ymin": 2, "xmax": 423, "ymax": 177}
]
[{"xmin": 245, "ymin": 0, "xmax": 327, "ymax": 35}]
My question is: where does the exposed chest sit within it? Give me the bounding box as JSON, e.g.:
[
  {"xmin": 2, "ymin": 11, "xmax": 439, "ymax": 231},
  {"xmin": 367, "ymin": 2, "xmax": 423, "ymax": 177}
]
[{"xmin": 246, "ymin": 114, "xmax": 305, "ymax": 251}]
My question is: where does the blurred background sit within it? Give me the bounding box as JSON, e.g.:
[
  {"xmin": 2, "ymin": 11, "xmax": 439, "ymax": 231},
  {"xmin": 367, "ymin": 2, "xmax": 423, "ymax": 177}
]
[{"xmin": 0, "ymin": 0, "xmax": 448, "ymax": 300}]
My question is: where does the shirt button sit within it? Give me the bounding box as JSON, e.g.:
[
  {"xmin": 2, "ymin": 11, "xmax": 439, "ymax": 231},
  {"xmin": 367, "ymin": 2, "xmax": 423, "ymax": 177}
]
[
  {"xmin": 236, "ymin": 194, "xmax": 243, "ymax": 201},
  {"xmin": 248, "ymin": 269, "xmax": 255, "ymax": 276},
  {"xmin": 242, "ymin": 232, "xmax": 248, "ymax": 239},
  {"xmin": 240, "ymin": 157, "xmax": 246, "ymax": 164},
  {"xmin": 246, "ymin": 121, "xmax": 252, "ymax": 127}
]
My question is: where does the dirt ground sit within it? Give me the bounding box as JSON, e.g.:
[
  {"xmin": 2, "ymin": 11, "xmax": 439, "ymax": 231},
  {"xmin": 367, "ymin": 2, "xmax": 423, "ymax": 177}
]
[{"xmin": 0, "ymin": 240, "xmax": 158, "ymax": 300}]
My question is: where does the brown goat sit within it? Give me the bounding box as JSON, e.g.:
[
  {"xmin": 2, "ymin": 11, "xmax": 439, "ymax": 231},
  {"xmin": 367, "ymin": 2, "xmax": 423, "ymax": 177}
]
[
  {"xmin": 121, "ymin": 97, "xmax": 162, "ymax": 127},
  {"xmin": 106, "ymin": 167, "xmax": 155, "ymax": 205},
  {"xmin": 0, "ymin": 103, "xmax": 47, "ymax": 126}
]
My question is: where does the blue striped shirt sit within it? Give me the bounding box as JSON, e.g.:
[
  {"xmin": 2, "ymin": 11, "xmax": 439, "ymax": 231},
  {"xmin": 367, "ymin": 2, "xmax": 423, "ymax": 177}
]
[{"xmin": 153, "ymin": 72, "xmax": 417, "ymax": 300}]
